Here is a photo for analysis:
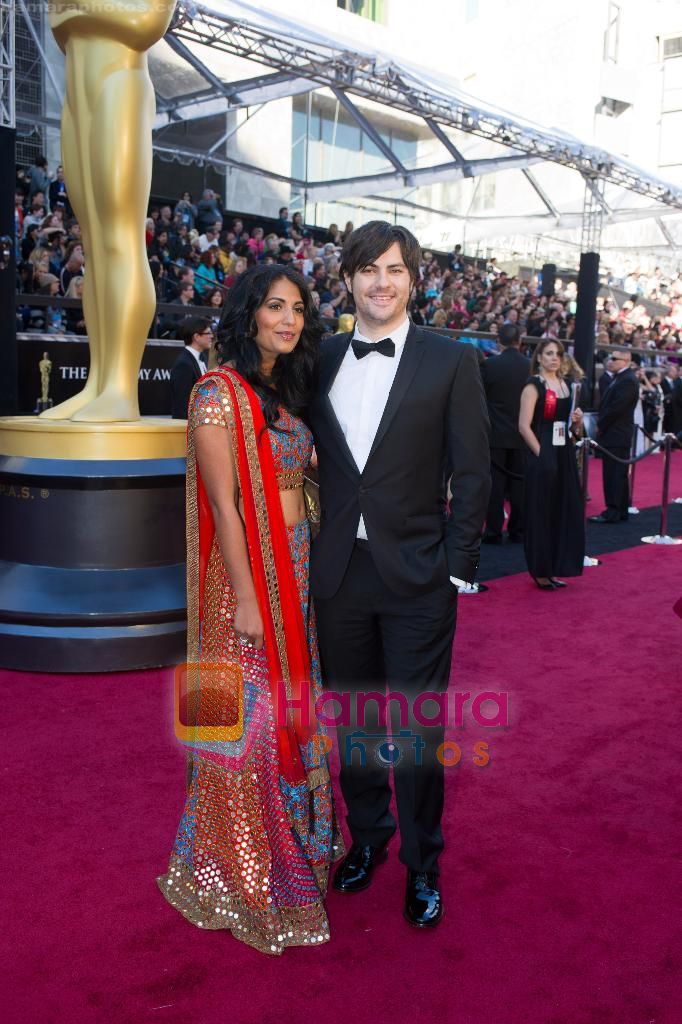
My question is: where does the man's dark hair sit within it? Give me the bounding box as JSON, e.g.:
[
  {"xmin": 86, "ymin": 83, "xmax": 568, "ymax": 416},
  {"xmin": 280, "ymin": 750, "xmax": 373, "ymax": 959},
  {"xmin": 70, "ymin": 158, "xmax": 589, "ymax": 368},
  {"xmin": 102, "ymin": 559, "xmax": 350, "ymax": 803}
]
[
  {"xmin": 35, "ymin": 155, "xmax": 47, "ymax": 169},
  {"xmin": 65, "ymin": 240, "xmax": 83, "ymax": 261},
  {"xmin": 279, "ymin": 206, "xmax": 288, "ymax": 217},
  {"xmin": 215, "ymin": 263, "xmax": 323, "ymax": 428},
  {"xmin": 178, "ymin": 315, "xmax": 212, "ymax": 347},
  {"xmin": 340, "ymin": 220, "xmax": 421, "ymax": 292},
  {"xmin": 498, "ymin": 322, "xmax": 521, "ymax": 347}
]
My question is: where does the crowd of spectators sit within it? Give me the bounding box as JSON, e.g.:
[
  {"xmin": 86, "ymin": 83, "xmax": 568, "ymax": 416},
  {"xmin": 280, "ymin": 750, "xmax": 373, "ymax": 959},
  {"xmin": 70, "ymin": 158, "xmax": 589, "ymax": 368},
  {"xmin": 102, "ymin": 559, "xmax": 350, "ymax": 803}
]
[
  {"xmin": 12, "ymin": 156, "xmax": 682, "ymax": 376},
  {"xmin": 604, "ymin": 260, "xmax": 682, "ymax": 304}
]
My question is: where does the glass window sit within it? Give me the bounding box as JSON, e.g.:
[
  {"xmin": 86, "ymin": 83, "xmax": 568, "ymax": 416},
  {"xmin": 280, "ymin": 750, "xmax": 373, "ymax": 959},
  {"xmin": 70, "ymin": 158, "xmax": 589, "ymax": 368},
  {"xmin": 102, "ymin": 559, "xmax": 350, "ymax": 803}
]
[
  {"xmin": 337, "ymin": 0, "xmax": 385, "ymax": 25},
  {"xmin": 603, "ymin": 2, "xmax": 620, "ymax": 64},
  {"xmin": 659, "ymin": 110, "xmax": 682, "ymax": 166}
]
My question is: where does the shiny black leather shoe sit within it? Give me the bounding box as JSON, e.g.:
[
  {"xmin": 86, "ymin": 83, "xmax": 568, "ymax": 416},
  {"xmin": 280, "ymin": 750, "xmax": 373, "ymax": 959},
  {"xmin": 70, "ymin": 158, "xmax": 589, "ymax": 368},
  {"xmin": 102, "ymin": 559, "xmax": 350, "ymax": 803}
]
[
  {"xmin": 588, "ymin": 514, "xmax": 618, "ymax": 524},
  {"xmin": 549, "ymin": 578, "xmax": 568, "ymax": 588},
  {"xmin": 332, "ymin": 842, "xmax": 389, "ymax": 893},
  {"xmin": 404, "ymin": 870, "xmax": 443, "ymax": 928}
]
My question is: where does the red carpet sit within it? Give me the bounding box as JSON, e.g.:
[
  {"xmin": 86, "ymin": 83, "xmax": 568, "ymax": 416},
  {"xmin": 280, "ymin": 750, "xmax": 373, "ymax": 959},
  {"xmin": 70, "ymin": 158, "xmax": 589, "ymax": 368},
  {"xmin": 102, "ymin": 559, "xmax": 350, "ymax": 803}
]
[
  {"xmin": 587, "ymin": 446, "xmax": 681, "ymax": 511},
  {"xmin": 3, "ymin": 543, "xmax": 681, "ymax": 1024}
]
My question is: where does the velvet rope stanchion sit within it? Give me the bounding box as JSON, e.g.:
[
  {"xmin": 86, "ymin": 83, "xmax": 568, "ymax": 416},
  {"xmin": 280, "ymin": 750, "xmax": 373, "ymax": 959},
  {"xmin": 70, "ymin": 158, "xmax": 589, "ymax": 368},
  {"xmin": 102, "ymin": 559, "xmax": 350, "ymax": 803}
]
[
  {"xmin": 628, "ymin": 427, "xmax": 641, "ymax": 516},
  {"xmin": 642, "ymin": 434, "xmax": 682, "ymax": 546},
  {"xmin": 577, "ymin": 438, "xmax": 602, "ymax": 568}
]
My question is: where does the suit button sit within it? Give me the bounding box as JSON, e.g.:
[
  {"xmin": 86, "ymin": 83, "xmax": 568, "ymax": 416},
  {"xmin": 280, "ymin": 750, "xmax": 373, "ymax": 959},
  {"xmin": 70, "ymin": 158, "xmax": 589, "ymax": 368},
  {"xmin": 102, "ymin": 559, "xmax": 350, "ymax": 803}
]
[{"xmin": 359, "ymin": 486, "xmax": 366, "ymax": 495}]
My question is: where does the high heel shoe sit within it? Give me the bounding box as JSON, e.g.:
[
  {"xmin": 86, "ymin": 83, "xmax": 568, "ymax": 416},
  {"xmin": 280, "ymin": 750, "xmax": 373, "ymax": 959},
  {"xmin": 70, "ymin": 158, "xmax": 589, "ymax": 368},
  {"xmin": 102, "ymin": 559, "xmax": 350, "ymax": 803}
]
[
  {"xmin": 531, "ymin": 576, "xmax": 555, "ymax": 590},
  {"xmin": 550, "ymin": 578, "xmax": 567, "ymax": 588}
]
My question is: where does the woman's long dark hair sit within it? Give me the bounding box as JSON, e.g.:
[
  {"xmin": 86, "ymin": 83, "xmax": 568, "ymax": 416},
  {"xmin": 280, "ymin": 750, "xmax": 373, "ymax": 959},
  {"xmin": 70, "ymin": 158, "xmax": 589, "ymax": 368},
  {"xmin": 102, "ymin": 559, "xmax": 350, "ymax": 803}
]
[{"xmin": 215, "ymin": 263, "xmax": 323, "ymax": 429}]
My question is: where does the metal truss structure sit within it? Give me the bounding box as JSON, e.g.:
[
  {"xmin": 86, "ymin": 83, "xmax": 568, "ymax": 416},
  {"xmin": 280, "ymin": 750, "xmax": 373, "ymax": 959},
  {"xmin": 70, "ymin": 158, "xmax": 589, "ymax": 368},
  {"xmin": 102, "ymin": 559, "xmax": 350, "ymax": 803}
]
[
  {"xmin": 12, "ymin": 0, "xmax": 682, "ymax": 252},
  {"xmin": 159, "ymin": 0, "xmax": 682, "ymax": 213},
  {"xmin": 580, "ymin": 175, "xmax": 607, "ymax": 252},
  {"xmin": 0, "ymin": 0, "xmax": 14, "ymax": 129}
]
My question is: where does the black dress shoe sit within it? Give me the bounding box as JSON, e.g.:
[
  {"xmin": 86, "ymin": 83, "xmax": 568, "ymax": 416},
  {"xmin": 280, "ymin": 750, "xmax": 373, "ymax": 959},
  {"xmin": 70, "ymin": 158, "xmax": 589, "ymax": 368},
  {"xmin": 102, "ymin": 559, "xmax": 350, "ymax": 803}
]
[
  {"xmin": 404, "ymin": 870, "xmax": 443, "ymax": 928},
  {"xmin": 482, "ymin": 534, "xmax": 502, "ymax": 544},
  {"xmin": 332, "ymin": 842, "xmax": 389, "ymax": 893},
  {"xmin": 588, "ymin": 514, "xmax": 618, "ymax": 524},
  {"xmin": 549, "ymin": 578, "xmax": 568, "ymax": 588}
]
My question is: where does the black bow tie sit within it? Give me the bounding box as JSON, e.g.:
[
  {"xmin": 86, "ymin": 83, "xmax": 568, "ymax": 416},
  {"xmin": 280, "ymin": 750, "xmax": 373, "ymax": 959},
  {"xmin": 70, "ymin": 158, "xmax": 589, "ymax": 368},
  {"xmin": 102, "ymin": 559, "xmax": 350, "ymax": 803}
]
[{"xmin": 351, "ymin": 337, "xmax": 395, "ymax": 360}]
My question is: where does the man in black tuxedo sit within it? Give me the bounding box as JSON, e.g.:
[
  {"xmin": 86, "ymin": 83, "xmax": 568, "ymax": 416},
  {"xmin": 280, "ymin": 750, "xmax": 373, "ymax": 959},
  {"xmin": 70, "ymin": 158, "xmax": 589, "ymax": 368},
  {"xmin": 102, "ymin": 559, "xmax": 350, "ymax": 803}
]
[
  {"xmin": 661, "ymin": 364, "xmax": 682, "ymax": 435},
  {"xmin": 169, "ymin": 316, "xmax": 212, "ymax": 419},
  {"xmin": 480, "ymin": 322, "xmax": 530, "ymax": 543},
  {"xmin": 588, "ymin": 349, "xmax": 639, "ymax": 523},
  {"xmin": 598, "ymin": 366, "xmax": 614, "ymax": 400},
  {"xmin": 309, "ymin": 222, "xmax": 490, "ymax": 929}
]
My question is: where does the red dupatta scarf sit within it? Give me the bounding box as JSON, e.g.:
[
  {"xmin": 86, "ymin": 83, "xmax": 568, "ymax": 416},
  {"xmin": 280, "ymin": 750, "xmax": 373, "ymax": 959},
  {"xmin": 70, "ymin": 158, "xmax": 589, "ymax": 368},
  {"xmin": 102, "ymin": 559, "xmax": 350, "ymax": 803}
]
[{"xmin": 186, "ymin": 368, "xmax": 316, "ymax": 786}]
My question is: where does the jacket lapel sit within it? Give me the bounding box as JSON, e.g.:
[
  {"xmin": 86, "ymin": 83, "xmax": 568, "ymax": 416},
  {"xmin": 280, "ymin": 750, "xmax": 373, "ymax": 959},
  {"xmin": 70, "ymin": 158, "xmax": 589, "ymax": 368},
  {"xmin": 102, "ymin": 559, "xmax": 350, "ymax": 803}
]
[
  {"xmin": 321, "ymin": 332, "xmax": 352, "ymax": 394},
  {"xmin": 366, "ymin": 322, "xmax": 426, "ymax": 464},
  {"xmin": 319, "ymin": 332, "xmax": 359, "ymax": 476},
  {"xmin": 186, "ymin": 350, "xmax": 202, "ymax": 381}
]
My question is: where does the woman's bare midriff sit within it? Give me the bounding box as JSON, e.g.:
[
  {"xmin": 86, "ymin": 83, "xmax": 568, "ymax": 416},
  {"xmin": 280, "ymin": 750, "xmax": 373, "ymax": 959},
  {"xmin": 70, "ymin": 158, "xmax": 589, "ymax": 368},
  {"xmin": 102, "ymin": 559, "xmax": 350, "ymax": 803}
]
[
  {"xmin": 279, "ymin": 486, "xmax": 307, "ymax": 527},
  {"xmin": 237, "ymin": 487, "xmax": 307, "ymax": 528}
]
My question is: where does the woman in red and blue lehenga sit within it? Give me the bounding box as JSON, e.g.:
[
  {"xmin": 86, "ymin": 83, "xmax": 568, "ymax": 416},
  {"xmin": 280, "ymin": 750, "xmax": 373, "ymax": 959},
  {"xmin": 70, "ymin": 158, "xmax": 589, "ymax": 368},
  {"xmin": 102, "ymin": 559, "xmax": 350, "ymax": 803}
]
[{"xmin": 158, "ymin": 264, "xmax": 343, "ymax": 955}]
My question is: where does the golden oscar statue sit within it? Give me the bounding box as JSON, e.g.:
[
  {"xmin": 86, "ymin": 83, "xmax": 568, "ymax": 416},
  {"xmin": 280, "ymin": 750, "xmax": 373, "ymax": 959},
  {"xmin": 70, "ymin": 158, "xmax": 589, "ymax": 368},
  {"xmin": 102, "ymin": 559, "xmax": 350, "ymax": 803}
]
[
  {"xmin": 0, "ymin": 1, "xmax": 188, "ymax": 673},
  {"xmin": 43, "ymin": 0, "xmax": 176, "ymax": 422}
]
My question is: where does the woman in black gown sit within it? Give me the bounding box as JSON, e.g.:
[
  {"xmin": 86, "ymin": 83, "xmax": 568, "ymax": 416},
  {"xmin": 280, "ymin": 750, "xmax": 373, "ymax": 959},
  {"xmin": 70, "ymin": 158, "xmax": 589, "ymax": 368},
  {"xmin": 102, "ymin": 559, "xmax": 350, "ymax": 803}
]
[{"xmin": 519, "ymin": 339, "xmax": 585, "ymax": 589}]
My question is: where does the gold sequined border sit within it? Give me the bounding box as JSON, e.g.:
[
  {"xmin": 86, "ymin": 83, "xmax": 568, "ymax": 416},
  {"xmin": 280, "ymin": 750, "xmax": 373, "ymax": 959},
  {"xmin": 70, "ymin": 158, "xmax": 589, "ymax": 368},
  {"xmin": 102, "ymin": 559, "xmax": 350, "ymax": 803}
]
[
  {"xmin": 216, "ymin": 373, "xmax": 293, "ymax": 708},
  {"xmin": 158, "ymin": 855, "xmax": 331, "ymax": 957},
  {"xmin": 276, "ymin": 468, "xmax": 304, "ymax": 491}
]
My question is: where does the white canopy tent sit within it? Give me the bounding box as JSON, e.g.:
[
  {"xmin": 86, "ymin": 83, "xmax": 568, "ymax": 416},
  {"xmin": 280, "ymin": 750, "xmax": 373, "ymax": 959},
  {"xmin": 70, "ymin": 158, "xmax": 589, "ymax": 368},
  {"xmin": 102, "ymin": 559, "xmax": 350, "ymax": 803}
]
[
  {"xmin": 13, "ymin": 0, "xmax": 682, "ymax": 259},
  {"xmin": 143, "ymin": 0, "xmax": 682, "ymax": 258}
]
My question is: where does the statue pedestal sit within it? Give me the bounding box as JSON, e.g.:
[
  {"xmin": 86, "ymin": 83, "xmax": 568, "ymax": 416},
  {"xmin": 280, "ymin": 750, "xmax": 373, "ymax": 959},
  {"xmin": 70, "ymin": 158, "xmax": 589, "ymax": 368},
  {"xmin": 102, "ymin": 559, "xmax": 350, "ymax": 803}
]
[
  {"xmin": 0, "ymin": 417, "xmax": 188, "ymax": 673},
  {"xmin": 36, "ymin": 398, "xmax": 54, "ymax": 414}
]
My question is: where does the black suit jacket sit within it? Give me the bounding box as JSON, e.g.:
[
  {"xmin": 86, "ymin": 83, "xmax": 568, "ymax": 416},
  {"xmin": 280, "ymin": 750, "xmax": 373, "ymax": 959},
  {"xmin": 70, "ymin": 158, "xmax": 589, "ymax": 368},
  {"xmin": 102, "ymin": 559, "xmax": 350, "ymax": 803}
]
[
  {"xmin": 480, "ymin": 347, "xmax": 531, "ymax": 449},
  {"xmin": 661, "ymin": 377, "xmax": 682, "ymax": 434},
  {"xmin": 598, "ymin": 371, "xmax": 614, "ymax": 401},
  {"xmin": 170, "ymin": 348, "xmax": 204, "ymax": 419},
  {"xmin": 596, "ymin": 368, "xmax": 639, "ymax": 448},
  {"xmin": 308, "ymin": 325, "xmax": 491, "ymax": 598}
]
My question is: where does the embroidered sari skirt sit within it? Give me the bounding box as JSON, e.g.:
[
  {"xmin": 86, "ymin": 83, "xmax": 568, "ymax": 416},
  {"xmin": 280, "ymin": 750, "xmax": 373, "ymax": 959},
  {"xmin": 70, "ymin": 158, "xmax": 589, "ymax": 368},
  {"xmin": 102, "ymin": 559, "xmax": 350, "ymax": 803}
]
[{"xmin": 158, "ymin": 519, "xmax": 342, "ymax": 955}]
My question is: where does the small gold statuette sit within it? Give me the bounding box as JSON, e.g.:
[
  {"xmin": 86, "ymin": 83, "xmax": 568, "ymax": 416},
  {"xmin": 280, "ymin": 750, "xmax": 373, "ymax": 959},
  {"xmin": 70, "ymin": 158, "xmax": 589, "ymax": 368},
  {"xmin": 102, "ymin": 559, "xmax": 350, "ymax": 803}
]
[
  {"xmin": 37, "ymin": 351, "xmax": 54, "ymax": 413},
  {"xmin": 335, "ymin": 313, "xmax": 356, "ymax": 334}
]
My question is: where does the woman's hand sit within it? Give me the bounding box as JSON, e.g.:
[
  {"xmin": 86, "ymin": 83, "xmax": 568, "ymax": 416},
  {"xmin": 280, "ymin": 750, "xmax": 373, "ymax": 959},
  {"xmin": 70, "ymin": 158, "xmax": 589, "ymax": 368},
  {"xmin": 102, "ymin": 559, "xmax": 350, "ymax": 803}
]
[
  {"xmin": 234, "ymin": 595, "xmax": 264, "ymax": 650},
  {"xmin": 310, "ymin": 446, "xmax": 318, "ymax": 469}
]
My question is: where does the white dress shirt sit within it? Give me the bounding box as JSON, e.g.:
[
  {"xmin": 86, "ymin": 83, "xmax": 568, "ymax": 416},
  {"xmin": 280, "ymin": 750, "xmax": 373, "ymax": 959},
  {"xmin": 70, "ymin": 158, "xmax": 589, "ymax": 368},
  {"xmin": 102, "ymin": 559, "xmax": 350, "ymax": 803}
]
[{"xmin": 328, "ymin": 317, "xmax": 466, "ymax": 587}]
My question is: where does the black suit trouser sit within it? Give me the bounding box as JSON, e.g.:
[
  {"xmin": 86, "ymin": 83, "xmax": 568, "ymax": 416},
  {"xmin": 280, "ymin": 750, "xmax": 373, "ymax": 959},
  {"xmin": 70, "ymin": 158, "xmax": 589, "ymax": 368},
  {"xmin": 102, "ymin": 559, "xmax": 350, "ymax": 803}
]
[
  {"xmin": 601, "ymin": 446, "xmax": 630, "ymax": 520},
  {"xmin": 314, "ymin": 545, "xmax": 457, "ymax": 874},
  {"xmin": 486, "ymin": 446, "xmax": 525, "ymax": 539}
]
